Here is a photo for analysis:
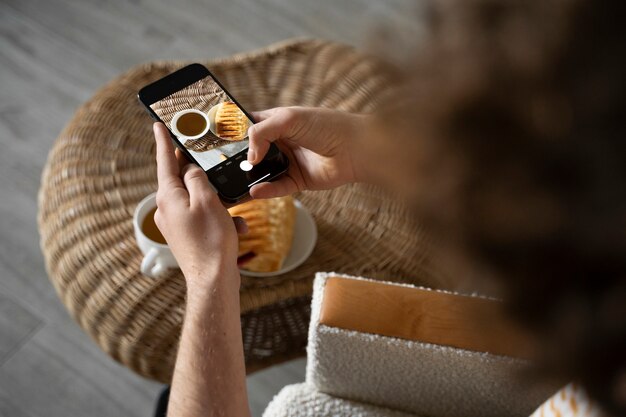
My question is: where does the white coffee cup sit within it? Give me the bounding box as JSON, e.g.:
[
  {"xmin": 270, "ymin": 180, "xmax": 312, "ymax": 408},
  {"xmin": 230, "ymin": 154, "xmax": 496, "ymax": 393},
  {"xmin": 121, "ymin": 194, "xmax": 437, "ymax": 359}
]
[
  {"xmin": 133, "ymin": 193, "xmax": 178, "ymax": 278},
  {"xmin": 170, "ymin": 109, "xmax": 210, "ymax": 140}
]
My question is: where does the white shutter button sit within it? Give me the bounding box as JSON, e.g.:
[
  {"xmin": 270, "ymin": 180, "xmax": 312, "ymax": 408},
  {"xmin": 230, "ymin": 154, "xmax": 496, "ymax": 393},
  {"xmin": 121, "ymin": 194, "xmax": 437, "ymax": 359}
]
[{"xmin": 239, "ymin": 160, "xmax": 253, "ymax": 171}]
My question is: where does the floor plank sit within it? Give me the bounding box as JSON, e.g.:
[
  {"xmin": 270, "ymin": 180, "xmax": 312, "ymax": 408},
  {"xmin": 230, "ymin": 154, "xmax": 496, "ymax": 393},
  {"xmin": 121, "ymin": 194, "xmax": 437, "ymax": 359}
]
[
  {"xmin": 247, "ymin": 358, "xmax": 307, "ymax": 416},
  {"xmin": 0, "ymin": 389, "xmax": 39, "ymax": 417},
  {"xmin": 0, "ymin": 292, "xmax": 42, "ymax": 366},
  {"xmin": 0, "ymin": 322, "xmax": 159, "ymax": 417}
]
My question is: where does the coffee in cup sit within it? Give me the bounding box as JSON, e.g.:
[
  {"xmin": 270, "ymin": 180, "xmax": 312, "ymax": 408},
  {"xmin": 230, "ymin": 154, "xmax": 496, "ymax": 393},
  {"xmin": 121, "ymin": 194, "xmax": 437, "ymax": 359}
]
[
  {"xmin": 170, "ymin": 109, "xmax": 210, "ymax": 140},
  {"xmin": 133, "ymin": 193, "xmax": 178, "ymax": 278},
  {"xmin": 141, "ymin": 207, "xmax": 166, "ymax": 244}
]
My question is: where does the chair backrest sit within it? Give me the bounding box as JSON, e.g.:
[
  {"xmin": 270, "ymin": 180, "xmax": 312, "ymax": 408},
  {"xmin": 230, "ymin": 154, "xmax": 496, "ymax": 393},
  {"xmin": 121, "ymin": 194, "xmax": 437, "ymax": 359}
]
[{"xmin": 306, "ymin": 272, "xmax": 562, "ymax": 417}]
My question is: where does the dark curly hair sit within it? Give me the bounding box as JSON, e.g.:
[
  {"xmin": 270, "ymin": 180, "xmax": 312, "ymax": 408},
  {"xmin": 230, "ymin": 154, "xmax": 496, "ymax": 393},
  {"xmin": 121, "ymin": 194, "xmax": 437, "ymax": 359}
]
[{"xmin": 368, "ymin": 0, "xmax": 626, "ymax": 414}]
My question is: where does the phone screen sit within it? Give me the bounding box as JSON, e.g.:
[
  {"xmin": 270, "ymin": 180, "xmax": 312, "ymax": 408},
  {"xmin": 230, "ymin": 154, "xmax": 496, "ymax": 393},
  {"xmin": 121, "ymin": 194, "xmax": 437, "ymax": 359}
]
[{"xmin": 149, "ymin": 75, "xmax": 253, "ymax": 172}]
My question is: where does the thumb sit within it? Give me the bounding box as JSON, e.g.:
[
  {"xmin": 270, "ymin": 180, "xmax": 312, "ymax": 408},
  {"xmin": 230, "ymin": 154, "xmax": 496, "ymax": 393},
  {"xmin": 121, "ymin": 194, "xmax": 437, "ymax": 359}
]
[
  {"xmin": 249, "ymin": 175, "xmax": 299, "ymax": 199},
  {"xmin": 247, "ymin": 108, "xmax": 298, "ymax": 165},
  {"xmin": 247, "ymin": 124, "xmax": 271, "ymax": 165}
]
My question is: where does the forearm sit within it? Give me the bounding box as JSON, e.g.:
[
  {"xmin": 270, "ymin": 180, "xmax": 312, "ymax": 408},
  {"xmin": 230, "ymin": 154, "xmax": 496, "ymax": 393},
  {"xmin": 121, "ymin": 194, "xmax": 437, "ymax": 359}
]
[{"xmin": 168, "ymin": 262, "xmax": 250, "ymax": 417}]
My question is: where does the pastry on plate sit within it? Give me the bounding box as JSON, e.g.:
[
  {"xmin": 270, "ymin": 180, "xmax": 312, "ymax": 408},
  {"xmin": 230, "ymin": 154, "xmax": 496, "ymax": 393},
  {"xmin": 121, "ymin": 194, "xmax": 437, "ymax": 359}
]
[
  {"xmin": 228, "ymin": 196, "xmax": 296, "ymax": 273},
  {"xmin": 215, "ymin": 102, "xmax": 249, "ymax": 141}
]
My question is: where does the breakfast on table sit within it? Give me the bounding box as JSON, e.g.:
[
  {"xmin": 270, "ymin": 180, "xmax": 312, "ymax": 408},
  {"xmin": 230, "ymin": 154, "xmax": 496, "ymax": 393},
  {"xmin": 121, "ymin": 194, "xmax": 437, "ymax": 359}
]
[
  {"xmin": 135, "ymin": 193, "xmax": 299, "ymax": 275},
  {"xmin": 228, "ymin": 195, "xmax": 296, "ymax": 273}
]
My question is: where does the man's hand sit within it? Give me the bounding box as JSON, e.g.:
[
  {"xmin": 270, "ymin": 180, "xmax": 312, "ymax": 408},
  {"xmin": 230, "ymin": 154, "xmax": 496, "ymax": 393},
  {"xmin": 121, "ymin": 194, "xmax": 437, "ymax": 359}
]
[
  {"xmin": 153, "ymin": 122, "xmax": 246, "ymax": 289},
  {"xmin": 247, "ymin": 107, "xmax": 368, "ymax": 199}
]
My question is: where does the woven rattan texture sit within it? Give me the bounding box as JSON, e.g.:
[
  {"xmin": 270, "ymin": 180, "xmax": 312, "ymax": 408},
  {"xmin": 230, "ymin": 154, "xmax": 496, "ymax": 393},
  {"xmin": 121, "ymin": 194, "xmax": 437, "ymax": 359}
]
[{"xmin": 37, "ymin": 39, "xmax": 437, "ymax": 382}]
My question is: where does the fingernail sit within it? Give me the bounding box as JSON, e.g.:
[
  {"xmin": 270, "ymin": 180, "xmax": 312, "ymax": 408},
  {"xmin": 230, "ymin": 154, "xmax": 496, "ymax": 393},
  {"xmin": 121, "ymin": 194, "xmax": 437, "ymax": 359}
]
[
  {"xmin": 235, "ymin": 217, "xmax": 249, "ymax": 234},
  {"xmin": 247, "ymin": 149, "xmax": 255, "ymax": 163}
]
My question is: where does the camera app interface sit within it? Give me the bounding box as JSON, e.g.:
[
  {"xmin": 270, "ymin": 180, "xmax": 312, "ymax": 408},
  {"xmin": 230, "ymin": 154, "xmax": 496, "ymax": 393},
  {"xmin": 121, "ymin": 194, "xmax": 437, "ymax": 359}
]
[{"xmin": 150, "ymin": 75, "xmax": 253, "ymax": 171}]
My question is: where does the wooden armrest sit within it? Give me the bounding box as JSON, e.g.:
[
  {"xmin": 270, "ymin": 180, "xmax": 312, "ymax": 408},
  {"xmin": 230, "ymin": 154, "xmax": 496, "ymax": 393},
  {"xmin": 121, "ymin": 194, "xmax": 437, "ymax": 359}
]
[{"xmin": 319, "ymin": 277, "xmax": 535, "ymax": 358}]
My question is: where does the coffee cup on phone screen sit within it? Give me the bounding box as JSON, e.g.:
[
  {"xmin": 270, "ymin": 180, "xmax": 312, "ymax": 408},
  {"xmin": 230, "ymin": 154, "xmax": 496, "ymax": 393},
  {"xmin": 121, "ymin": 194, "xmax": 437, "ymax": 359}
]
[
  {"xmin": 170, "ymin": 109, "xmax": 210, "ymax": 140},
  {"xmin": 133, "ymin": 193, "xmax": 178, "ymax": 278}
]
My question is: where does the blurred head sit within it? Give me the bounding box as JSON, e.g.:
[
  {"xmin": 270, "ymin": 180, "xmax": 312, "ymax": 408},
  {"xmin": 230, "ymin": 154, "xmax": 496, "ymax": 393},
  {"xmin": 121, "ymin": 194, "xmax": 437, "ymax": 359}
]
[{"xmin": 364, "ymin": 0, "xmax": 626, "ymax": 413}]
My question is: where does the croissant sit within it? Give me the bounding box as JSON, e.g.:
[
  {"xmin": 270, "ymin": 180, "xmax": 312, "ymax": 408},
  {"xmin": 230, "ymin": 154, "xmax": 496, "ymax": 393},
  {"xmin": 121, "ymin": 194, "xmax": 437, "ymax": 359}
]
[
  {"xmin": 228, "ymin": 196, "xmax": 296, "ymax": 273},
  {"xmin": 215, "ymin": 102, "xmax": 248, "ymax": 141}
]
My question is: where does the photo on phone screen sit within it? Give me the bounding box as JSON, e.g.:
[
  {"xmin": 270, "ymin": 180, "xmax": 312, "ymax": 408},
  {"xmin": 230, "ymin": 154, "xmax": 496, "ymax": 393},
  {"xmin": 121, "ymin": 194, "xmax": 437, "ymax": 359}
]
[{"xmin": 149, "ymin": 76, "xmax": 253, "ymax": 171}]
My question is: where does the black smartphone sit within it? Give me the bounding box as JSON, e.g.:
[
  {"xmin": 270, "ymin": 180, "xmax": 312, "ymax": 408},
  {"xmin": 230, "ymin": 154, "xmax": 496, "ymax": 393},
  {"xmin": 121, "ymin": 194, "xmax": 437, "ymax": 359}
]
[{"xmin": 138, "ymin": 64, "xmax": 289, "ymax": 204}]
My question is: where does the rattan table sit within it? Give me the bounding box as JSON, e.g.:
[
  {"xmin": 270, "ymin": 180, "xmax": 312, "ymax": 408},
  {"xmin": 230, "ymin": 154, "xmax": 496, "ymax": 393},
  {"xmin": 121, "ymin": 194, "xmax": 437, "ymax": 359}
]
[{"xmin": 38, "ymin": 39, "xmax": 435, "ymax": 383}]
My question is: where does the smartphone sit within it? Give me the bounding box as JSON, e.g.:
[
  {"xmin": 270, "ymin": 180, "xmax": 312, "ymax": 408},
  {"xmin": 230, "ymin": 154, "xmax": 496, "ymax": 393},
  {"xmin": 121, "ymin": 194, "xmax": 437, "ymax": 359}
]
[{"xmin": 138, "ymin": 64, "xmax": 289, "ymax": 204}]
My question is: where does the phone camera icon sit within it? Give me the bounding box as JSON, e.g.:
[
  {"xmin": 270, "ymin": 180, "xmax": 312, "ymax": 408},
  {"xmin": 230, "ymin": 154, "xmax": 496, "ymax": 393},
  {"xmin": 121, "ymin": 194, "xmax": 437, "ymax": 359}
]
[{"xmin": 239, "ymin": 160, "xmax": 253, "ymax": 171}]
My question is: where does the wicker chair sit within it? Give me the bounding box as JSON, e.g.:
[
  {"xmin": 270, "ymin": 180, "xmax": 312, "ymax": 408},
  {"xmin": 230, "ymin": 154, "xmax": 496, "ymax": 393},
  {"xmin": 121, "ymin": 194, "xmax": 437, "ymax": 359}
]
[{"xmin": 37, "ymin": 39, "xmax": 440, "ymax": 382}]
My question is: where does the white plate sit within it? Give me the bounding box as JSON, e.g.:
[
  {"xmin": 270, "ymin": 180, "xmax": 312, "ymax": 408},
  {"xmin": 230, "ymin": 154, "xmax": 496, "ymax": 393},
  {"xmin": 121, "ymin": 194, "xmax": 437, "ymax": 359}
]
[{"xmin": 240, "ymin": 200, "xmax": 317, "ymax": 277}]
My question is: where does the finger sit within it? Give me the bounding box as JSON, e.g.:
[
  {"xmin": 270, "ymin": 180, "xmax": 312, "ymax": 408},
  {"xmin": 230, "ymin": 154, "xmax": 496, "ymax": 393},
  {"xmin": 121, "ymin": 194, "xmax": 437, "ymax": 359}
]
[
  {"xmin": 175, "ymin": 148, "xmax": 190, "ymax": 172},
  {"xmin": 250, "ymin": 108, "xmax": 280, "ymax": 123},
  {"xmin": 237, "ymin": 252, "xmax": 256, "ymax": 267},
  {"xmin": 232, "ymin": 216, "xmax": 249, "ymax": 234},
  {"xmin": 249, "ymin": 175, "xmax": 299, "ymax": 199},
  {"xmin": 248, "ymin": 108, "xmax": 297, "ymax": 165},
  {"xmin": 154, "ymin": 122, "xmax": 183, "ymax": 188},
  {"xmin": 181, "ymin": 164, "xmax": 212, "ymax": 205}
]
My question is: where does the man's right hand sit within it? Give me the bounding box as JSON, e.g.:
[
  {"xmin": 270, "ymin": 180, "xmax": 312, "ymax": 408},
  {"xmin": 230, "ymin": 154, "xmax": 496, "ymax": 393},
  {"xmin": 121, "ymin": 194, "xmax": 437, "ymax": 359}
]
[{"xmin": 247, "ymin": 107, "xmax": 368, "ymax": 199}]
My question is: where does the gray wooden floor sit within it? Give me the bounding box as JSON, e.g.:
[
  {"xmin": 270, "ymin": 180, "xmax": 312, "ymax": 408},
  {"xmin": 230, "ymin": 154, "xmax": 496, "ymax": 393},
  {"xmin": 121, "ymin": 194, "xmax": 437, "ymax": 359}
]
[{"xmin": 0, "ymin": 0, "xmax": 415, "ymax": 415}]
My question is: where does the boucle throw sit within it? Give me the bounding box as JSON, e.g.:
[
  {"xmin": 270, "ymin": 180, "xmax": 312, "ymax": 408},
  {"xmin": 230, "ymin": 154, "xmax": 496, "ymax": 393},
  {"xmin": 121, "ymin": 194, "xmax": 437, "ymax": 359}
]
[
  {"xmin": 263, "ymin": 383, "xmax": 419, "ymax": 417},
  {"xmin": 304, "ymin": 273, "xmax": 558, "ymax": 417}
]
